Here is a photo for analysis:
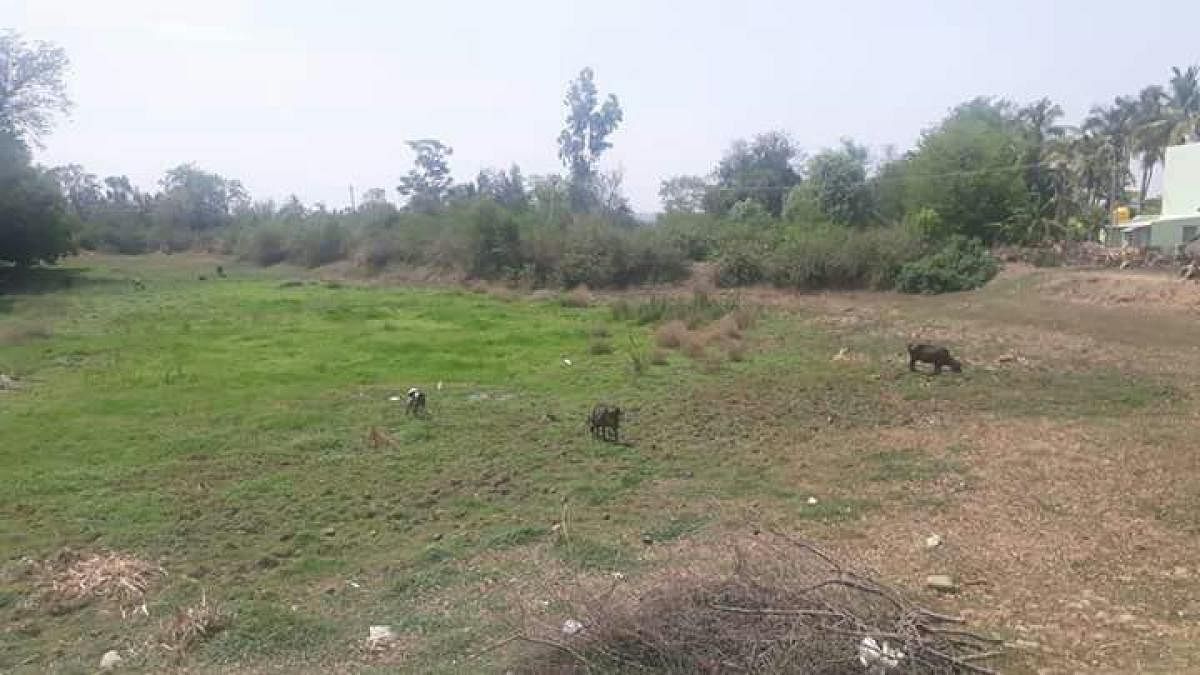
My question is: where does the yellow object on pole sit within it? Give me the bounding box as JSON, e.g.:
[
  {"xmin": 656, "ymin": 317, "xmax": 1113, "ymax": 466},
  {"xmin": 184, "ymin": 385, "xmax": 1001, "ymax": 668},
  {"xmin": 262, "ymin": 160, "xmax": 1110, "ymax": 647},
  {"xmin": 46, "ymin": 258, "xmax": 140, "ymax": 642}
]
[{"xmin": 1114, "ymin": 206, "xmax": 1132, "ymax": 224}]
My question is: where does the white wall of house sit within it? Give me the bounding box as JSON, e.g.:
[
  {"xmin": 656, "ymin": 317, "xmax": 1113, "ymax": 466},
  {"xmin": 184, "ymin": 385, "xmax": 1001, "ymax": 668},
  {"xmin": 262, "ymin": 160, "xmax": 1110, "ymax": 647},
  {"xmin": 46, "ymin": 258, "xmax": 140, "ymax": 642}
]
[{"xmin": 1162, "ymin": 143, "xmax": 1200, "ymax": 217}]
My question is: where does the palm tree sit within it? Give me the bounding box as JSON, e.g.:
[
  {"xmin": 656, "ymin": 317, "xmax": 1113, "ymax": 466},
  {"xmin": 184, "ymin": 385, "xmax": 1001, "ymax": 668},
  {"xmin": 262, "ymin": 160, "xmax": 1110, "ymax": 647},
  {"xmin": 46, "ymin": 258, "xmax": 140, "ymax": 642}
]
[
  {"xmin": 1083, "ymin": 97, "xmax": 1138, "ymax": 221},
  {"xmin": 1166, "ymin": 65, "xmax": 1200, "ymax": 144},
  {"xmin": 1132, "ymin": 85, "xmax": 1170, "ymax": 205}
]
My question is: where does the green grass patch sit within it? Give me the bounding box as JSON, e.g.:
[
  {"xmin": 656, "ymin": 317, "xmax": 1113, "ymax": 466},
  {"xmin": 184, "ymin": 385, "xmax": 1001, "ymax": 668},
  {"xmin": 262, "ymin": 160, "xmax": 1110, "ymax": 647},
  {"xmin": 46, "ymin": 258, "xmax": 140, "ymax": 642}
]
[{"xmin": 864, "ymin": 449, "xmax": 962, "ymax": 482}]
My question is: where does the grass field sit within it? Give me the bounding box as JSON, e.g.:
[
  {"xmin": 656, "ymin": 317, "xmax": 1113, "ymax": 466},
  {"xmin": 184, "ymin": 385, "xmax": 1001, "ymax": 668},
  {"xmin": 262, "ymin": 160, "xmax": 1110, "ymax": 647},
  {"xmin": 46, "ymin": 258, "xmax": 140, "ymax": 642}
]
[{"xmin": 3, "ymin": 254, "xmax": 1200, "ymax": 673}]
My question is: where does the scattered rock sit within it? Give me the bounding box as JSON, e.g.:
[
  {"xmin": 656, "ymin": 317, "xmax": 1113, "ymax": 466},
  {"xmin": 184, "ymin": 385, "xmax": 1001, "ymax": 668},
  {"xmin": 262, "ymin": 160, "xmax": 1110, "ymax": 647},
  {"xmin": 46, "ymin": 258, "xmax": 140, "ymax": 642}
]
[
  {"xmin": 1011, "ymin": 639, "xmax": 1041, "ymax": 651},
  {"xmin": 996, "ymin": 354, "xmax": 1015, "ymax": 363},
  {"xmin": 367, "ymin": 625, "xmax": 395, "ymax": 648},
  {"xmin": 831, "ymin": 347, "xmax": 850, "ymax": 362},
  {"xmin": 806, "ymin": 497, "xmax": 819, "ymax": 505},
  {"xmin": 601, "ymin": 513, "xmax": 610, "ymax": 521},
  {"xmin": 561, "ymin": 619, "xmax": 584, "ymax": 636},
  {"xmin": 925, "ymin": 575, "xmax": 959, "ymax": 593},
  {"xmin": 641, "ymin": 534, "xmax": 653, "ymax": 545},
  {"xmin": 100, "ymin": 650, "xmax": 122, "ymax": 670},
  {"xmin": 431, "ymin": 533, "xmax": 443, "ymax": 542},
  {"xmin": 0, "ymin": 374, "xmax": 19, "ymax": 391},
  {"xmin": 925, "ymin": 534, "xmax": 942, "ymax": 549},
  {"xmin": 321, "ymin": 527, "xmax": 336, "ymax": 537},
  {"xmin": 562, "ymin": 358, "xmax": 573, "ymax": 366}
]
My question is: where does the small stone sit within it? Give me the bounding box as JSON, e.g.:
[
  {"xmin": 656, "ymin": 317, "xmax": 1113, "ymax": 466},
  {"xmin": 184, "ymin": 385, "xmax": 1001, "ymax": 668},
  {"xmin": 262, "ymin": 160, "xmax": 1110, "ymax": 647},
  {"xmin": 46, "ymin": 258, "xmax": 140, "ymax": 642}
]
[
  {"xmin": 321, "ymin": 527, "xmax": 336, "ymax": 537},
  {"xmin": 1012, "ymin": 639, "xmax": 1040, "ymax": 651},
  {"xmin": 601, "ymin": 513, "xmax": 610, "ymax": 521},
  {"xmin": 641, "ymin": 534, "xmax": 653, "ymax": 545},
  {"xmin": 100, "ymin": 650, "xmax": 122, "ymax": 670},
  {"xmin": 925, "ymin": 534, "xmax": 942, "ymax": 549},
  {"xmin": 561, "ymin": 619, "xmax": 584, "ymax": 636},
  {"xmin": 431, "ymin": 533, "xmax": 443, "ymax": 542},
  {"xmin": 806, "ymin": 497, "xmax": 819, "ymax": 505},
  {"xmin": 925, "ymin": 575, "xmax": 959, "ymax": 593},
  {"xmin": 367, "ymin": 625, "xmax": 395, "ymax": 647}
]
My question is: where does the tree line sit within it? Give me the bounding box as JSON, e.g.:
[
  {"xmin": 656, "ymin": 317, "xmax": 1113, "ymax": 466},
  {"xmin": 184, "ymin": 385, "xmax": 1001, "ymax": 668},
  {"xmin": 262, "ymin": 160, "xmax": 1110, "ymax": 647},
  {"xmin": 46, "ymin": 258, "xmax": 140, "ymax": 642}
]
[{"xmin": 2, "ymin": 28, "xmax": 1198, "ymax": 292}]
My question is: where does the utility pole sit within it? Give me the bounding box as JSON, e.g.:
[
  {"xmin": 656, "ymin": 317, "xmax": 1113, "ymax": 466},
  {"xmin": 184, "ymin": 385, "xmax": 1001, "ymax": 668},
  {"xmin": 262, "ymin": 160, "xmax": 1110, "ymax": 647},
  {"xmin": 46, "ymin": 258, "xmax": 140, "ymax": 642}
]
[{"xmin": 349, "ymin": 184, "xmax": 356, "ymax": 211}]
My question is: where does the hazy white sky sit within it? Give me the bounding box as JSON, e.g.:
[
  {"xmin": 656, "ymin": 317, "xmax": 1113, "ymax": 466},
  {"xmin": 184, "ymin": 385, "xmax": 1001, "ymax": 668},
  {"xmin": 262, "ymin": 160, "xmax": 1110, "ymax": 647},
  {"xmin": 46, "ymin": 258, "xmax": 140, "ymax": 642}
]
[{"xmin": 5, "ymin": 0, "xmax": 1200, "ymax": 211}]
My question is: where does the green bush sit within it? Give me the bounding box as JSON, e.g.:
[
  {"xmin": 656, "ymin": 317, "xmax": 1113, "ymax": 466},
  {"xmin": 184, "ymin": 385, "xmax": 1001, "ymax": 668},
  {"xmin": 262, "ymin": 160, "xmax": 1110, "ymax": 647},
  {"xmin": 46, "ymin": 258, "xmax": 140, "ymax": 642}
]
[
  {"xmin": 240, "ymin": 225, "xmax": 288, "ymax": 266},
  {"xmin": 894, "ymin": 236, "xmax": 999, "ymax": 294},
  {"xmin": 288, "ymin": 221, "xmax": 350, "ymax": 268}
]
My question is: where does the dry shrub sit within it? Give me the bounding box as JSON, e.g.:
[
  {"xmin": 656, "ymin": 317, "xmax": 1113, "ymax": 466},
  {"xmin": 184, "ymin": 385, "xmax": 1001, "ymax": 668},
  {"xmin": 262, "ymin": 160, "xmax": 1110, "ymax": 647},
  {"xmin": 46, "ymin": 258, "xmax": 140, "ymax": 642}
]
[
  {"xmin": 38, "ymin": 549, "xmax": 164, "ymax": 612},
  {"xmin": 656, "ymin": 320, "xmax": 689, "ymax": 349},
  {"xmin": 560, "ymin": 285, "xmax": 593, "ymax": 308},
  {"xmin": 731, "ymin": 306, "xmax": 757, "ymax": 331},
  {"xmin": 712, "ymin": 314, "xmax": 743, "ymax": 340},
  {"xmin": 160, "ymin": 592, "xmax": 226, "ymax": 653},
  {"xmin": 650, "ymin": 349, "xmax": 670, "ymax": 366},
  {"xmin": 725, "ymin": 341, "xmax": 748, "ymax": 362},
  {"xmin": 513, "ymin": 533, "xmax": 1003, "ymax": 674},
  {"xmin": 681, "ymin": 333, "xmax": 708, "ymax": 360}
]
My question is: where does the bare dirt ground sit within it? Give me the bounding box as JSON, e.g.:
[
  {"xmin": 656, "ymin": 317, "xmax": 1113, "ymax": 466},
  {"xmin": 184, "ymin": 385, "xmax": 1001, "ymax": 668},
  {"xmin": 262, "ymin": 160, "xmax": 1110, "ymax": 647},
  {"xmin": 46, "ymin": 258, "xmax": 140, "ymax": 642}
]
[{"xmin": 483, "ymin": 265, "xmax": 1200, "ymax": 673}]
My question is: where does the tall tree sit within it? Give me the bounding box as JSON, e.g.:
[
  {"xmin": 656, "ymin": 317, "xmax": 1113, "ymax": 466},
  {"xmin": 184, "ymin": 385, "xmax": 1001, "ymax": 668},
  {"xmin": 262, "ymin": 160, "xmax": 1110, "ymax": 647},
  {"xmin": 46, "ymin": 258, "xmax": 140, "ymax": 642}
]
[
  {"xmin": 903, "ymin": 98, "xmax": 1031, "ymax": 243},
  {"xmin": 155, "ymin": 164, "xmax": 247, "ymax": 233},
  {"xmin": 658, "ymin": 175, "xmax": 710, "ymax": 214},
  {"xmin": 792, "ymin": 139, "xmax": 873, "ymax": 225},
  {"xmin": 557, "ymin": 67, "xmax": 623, "ymax": 212},
  {"xmin": 47, "ymin": 164, "xmax": 102, "ymax": 220},
  {"xmin": 0, "ymin": 31, "xmax": 71, "ymax": 145},
  {"xmin": 475, "ymin": 165, "xmax": 528, "ymax": 209},
  {"xmin": 710, "ymin": 130, "xmax": 801, "ymax": 217},
  {"xmin": 1166, "ymin": 65, "xmax": 1200, "ymax": 144},
  {"xmin": 396, "ymin": 139, "xmax": 453, "ymax": 213},
  {"xmin": 0, "ymin": 129, "xmax": 74, "ymax": 265},
  {"xmin": 1083, "ymin": 96, "xmax": 1138, "ymax": 220},
  {"xmin": 1132, "ymin": 85, "xmax": 1170, "ymax": 204}
]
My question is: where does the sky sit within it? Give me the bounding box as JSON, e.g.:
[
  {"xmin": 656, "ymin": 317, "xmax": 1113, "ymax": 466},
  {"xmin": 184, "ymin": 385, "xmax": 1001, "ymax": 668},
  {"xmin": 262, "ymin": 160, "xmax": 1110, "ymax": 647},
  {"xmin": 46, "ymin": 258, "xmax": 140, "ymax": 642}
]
[{"xmin": 5, "ymin": 0, "xmax": 1200, "ymax": 212}]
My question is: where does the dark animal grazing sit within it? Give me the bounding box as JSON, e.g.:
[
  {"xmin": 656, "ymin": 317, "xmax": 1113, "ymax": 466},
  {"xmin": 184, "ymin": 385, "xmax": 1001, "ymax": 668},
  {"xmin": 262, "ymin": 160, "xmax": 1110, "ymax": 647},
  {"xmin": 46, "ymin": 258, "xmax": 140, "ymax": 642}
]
[
  {"xmin": 588, "ymin": 404, "xmax": 622, "ymax": 442},
  {"xmin": 131, "ymin": 279, "xmax": 146, "ymax": 291},
  {"xmin": 907, "ymin": 343, "xmax": 962, "ymax": 374},
  {"xmin": 216, "ymin": 265, "xmax": 226, "ymax": 278},
  {"xmin": 198, "ymin": 275, "xmax": 208, "ymax": 281},
  {"xmin": 406, "ymin": 387, "xmax": 427, "ymax": 416}
]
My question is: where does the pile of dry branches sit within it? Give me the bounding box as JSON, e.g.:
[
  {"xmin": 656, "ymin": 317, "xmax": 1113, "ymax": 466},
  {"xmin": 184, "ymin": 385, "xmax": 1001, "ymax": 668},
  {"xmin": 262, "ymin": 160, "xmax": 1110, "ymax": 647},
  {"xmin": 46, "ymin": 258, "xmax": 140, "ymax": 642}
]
[
  {"xmin": 513, "ymin": 533, "xmax": 1003, "ymax": 674},
  {"xmin": 38, "ymin": 549, "xmax": 164, "ymax": 614}
]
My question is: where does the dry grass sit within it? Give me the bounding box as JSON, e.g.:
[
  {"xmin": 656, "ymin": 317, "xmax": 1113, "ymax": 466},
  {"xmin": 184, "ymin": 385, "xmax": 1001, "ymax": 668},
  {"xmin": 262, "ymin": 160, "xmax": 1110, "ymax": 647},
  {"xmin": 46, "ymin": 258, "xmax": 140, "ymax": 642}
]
[
  {"xmin": 711, "ymin": 313, "xmax": 743, "ymax": 340},
  {"xmin": 159, "ymin": 592, "xmax": 226, "ymax": 653},
  {"xmin": 655, "ymin": 320, "xmax": 689, "ymax": 348},
  {"xmin": 561, "ymin": 286, "xmax": 594, "ymax": 308},
  {"xmin": 725, "ymin": 341, "xmax": 748, "ymax": 362},
  {"xmin": 681, "ymin": 333, "xmax": 707, "ymax": 360},
  {"xmin": 38, "ymin": 550, "xmax": 164, "ymax": 610},
  {"xmin": 512, "ymin": 533, "xmax": 1003, "ymax": 674}
]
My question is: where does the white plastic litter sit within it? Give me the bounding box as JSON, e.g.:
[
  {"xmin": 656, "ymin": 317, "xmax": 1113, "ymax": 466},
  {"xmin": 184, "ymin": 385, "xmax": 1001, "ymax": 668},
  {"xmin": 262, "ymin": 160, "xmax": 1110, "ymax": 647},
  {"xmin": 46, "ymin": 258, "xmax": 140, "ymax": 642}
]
[
  {"xmin": 561, "ymin": 619, "xmax": 584, "ymax": 636},
  {"xmin": 388, "ymin": 395, "xmax": 402, "ymax": 402},
  {"xmin": 100, "ymin": 651, "xmax": 123, "ymax": 670},
  {"xmin": 858, "ymin": 636, "xmax": 905, "ymax": 672},
  {"xmin": 367, "ymin": 625, "xmax": 396, "ymax": 647},
  {"xmin": 562, "ymin": 358, "xmax": 573, "ymax": 366},
  {"xmin": 807, "ymin": 497, "xmax": 819, "ymax": 505},
  {"xmin": 925, "ymin": 534, "xmax": 942, "ymax": 549}
]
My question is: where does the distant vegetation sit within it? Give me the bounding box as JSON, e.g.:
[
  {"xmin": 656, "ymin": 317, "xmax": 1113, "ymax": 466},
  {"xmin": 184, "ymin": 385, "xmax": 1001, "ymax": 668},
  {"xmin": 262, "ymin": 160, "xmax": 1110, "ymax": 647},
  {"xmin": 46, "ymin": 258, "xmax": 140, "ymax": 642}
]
[{"xmin": 2, "ymin": 28, "xmax": 1199, "ymax": 293}]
